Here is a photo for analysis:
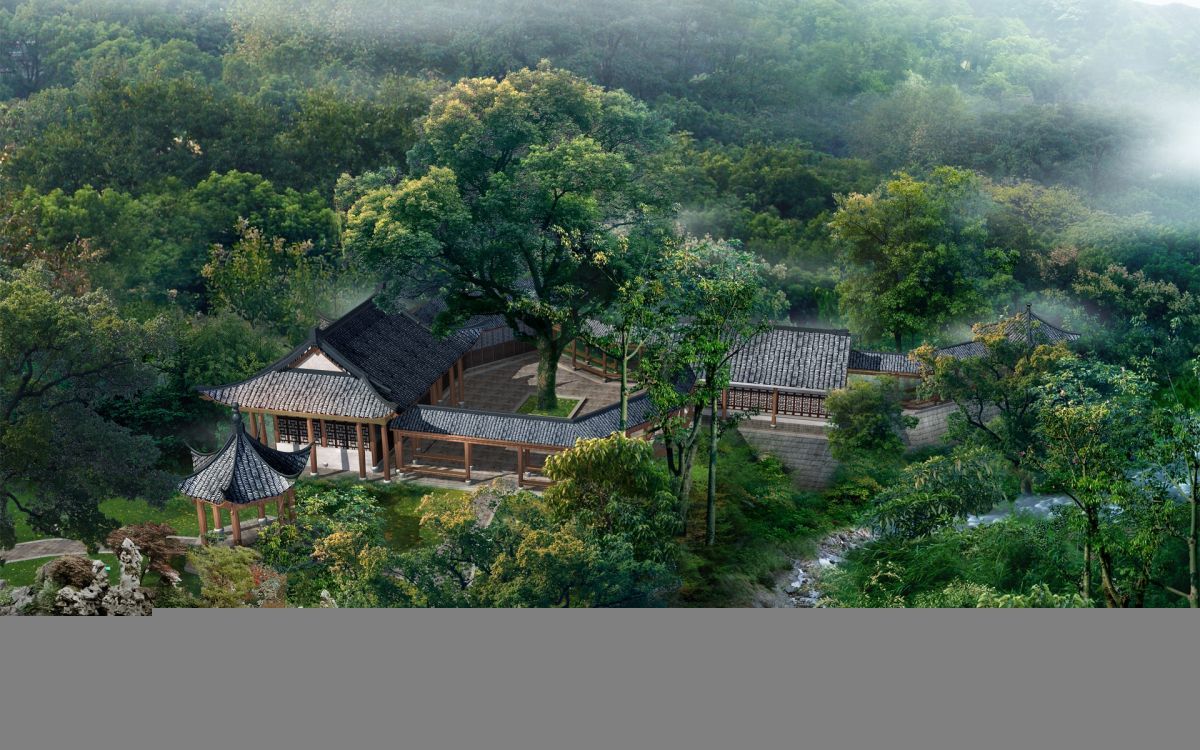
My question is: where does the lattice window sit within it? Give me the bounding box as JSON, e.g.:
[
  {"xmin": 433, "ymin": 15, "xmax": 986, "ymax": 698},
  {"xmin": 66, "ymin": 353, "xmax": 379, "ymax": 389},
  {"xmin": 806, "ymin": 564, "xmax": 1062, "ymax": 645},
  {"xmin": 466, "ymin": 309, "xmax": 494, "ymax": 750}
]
[{"xmin": 275, "ymin": 416, "xmax": 363, "ymax": 448}]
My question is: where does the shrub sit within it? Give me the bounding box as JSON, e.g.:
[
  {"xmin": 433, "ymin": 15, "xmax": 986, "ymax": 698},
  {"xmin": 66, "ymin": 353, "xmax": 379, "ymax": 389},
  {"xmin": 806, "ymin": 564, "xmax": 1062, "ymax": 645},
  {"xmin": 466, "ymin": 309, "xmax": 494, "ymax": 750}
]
[
  {"xmin": 188, "ymin": 546, "xmax": 261, "ymax": 608},
  {"xmin": 38, "ymin": 555, "xmax": 96, "ymax": 589}
]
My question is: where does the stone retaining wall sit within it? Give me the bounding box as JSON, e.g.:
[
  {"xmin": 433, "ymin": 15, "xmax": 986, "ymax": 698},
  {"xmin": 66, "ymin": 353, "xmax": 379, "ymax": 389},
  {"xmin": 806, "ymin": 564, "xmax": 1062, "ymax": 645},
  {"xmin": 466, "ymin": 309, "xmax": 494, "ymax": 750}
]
[
  {"xmin": 738, "ymin": 402, "xmax": 981, "ymax": 489},
  {"xmin": 737, "ymin": 422, "xmax": 838, "ymax": 491}
]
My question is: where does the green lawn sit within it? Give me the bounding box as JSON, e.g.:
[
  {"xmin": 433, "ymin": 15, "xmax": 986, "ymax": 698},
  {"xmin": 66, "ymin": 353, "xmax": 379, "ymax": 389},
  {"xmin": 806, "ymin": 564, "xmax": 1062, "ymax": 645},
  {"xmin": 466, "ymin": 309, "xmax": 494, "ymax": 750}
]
[
  {"xmin": 516, "ymin": 395, "xmax": 580, "ymax": 418},
  {"xmin": 6, "ymin": 494, "xmax": 202, "ymax": 543},
  {"xmin": 0, "ymin": 553, "xmax": 120, "ymax": 588}
]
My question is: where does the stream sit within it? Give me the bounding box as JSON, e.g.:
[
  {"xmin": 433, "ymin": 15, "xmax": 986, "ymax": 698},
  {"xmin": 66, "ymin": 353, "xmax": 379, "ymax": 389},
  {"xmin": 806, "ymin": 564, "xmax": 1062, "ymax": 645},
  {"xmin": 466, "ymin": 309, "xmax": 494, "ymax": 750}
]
[
  {"xmin": 762, "ymin": 528, "xmax": 874, "ymax": 608},
  {"xmin": 763, "ymin": 494, "xmax": 1078, "ymax": 607}
]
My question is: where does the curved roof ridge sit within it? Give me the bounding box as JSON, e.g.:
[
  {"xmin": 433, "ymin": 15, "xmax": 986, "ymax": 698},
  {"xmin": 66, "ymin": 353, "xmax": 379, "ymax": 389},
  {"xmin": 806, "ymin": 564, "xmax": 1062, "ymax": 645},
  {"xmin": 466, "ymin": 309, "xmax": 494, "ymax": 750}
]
[{"xmin": 178, "ymin": 408, "xmax": 312, "ymax": 505}]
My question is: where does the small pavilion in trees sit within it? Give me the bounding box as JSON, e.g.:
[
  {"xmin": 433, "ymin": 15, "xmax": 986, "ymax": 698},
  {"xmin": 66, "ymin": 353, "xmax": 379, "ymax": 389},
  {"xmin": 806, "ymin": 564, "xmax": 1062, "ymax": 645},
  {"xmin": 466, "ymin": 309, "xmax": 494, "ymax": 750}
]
[{"xmin": 179, "ymin": 406, "xmax": 312, "ymax": 546}]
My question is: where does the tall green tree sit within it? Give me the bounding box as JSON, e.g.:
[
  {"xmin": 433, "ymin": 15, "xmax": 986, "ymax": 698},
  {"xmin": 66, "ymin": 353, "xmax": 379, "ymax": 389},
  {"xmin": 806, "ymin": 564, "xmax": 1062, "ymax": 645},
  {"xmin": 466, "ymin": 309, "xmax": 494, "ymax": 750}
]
[
  {"xmin": 344, "ymin": 62, "xmax": 679, "ymax": 410},
  {"xmin": 0, "ymin": 263, "xmax": 173, "ymax": 551},
  {"xmin": 829, "ymin": 167, "xmax": 1016, "ymax": 350},
  {"xmin": 913, "ymin": 312, "xmax": 1075, "ymax": 492},
  {"xmin": 645, "ymin": 238, "xmax": 786, "ymax": 544},
  {"xmin": 1031, "ymin": 360, "xmax": 1153, "ymax": 607}
]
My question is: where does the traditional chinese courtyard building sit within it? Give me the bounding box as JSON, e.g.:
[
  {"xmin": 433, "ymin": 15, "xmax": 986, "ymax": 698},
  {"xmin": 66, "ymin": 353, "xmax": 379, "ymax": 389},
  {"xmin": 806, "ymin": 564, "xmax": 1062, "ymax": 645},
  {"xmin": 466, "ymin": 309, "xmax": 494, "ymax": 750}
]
[{"xmin": 197, "ymin": 298, "xmax": 1078, "ymax": 491}]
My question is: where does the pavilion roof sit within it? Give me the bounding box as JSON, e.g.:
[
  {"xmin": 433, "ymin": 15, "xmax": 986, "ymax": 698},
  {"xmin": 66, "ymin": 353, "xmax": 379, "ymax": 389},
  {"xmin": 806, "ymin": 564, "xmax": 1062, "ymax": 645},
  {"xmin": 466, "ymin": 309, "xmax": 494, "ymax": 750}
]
[
  {"xmin": 180, "ymin": 408, "xmax": 311, "ymax": 505},
  {"xmin": 846, "ymin": 307, "xmax": 1080, "ymax": 375},
  {"xmin": 934, "ymin": 307, "xmax": 1079, "ymax": 360}
]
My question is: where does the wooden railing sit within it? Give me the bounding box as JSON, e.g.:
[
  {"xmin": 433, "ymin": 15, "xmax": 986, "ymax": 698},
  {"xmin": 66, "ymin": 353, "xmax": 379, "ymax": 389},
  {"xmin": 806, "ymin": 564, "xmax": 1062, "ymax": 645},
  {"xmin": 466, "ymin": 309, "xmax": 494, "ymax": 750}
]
[
  {"xmin": 566, "ymin": 339, "xmax": 631, "ymax": 380},
  {"xmin": 721, "ymin": 384, "xmax": 829, "ymax": 425}
]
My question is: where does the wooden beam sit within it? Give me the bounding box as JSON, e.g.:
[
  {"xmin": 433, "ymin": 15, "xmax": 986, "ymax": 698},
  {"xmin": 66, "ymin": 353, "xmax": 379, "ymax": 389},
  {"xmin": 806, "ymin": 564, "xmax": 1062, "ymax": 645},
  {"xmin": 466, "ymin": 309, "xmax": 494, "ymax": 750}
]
[
  {"xmin": 230, "ymin": 507, "xmax": 242, "ymax": 545},
  {"xmin": 464, "ymin": 442, "xmax": 472, "ymax": 484},
  {"xmin": 307, "ymin": 418, "xmax": 318, "ymax": 474},
  {"xmin": 356, "ymin": 422, "xmax": 366, "ymax": 479},
  {"xmin": 195, "ymin": 499, "xmax": 208, "ymax": 545},
  {"xmin": 381, "ymin": 427, "xmax": 392, "ymax": 481},
  {"xmin": 393, "ymin": 430, "xmax": 404, "ymax": 476}
]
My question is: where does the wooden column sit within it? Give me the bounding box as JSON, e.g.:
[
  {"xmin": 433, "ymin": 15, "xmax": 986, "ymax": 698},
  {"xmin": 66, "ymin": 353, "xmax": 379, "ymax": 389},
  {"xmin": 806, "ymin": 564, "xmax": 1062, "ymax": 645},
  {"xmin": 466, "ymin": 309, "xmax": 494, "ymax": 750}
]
[
  {"xmin": 211, "ymin": 504, "xmax": 222, "ymax": 537},
  {"xmin": 230, "ymin": 506, "xmax": 242, "ymax": 546},
  {"xmin": 464, "ymin": 442, "xmax": 472, "ymax": 484},
  {"xmin": 771, "ymin": 389, "xmax": 779, "ymax": 427},
  {"xmin": 393, "ymin": 431, "xmax": 405, "ymax": 476},
  {"xmin": 381, "ymin": 427, "xmax": 392, "ymax": 481},
  {"xmin": 195, "ymin": 499, "xmax": 208, "ymax": 545},
  {"xmin": 319, "ymin": 419, "xmax": 328, "ymax": 447},
  {"xmin": 288, "ymin": 488, "xmax": 297, "ymax": 522},
  {"xmin": 307, "ymin": 418, "xmax": 318, "ymax": 474},
  {"xmin": 259, "ymin": 413, "xmax": 270, "ymax": 445},
  {"xmin": 721, "ymin": 389, "xmax": 729, "ymax": 420},
  {"xmin": 246, "ymin": 412, "xmax": 258, "ymax": 439},
  {"xmin": 275, "ymin": 495, "xmax": 285, "ymax": 523},
  {"xmin": 257, "ymin": 500, "xmax": 266, "ymax": 524},
  {"xmin": 356, "ymin": 423, "xmax": 367, "ymax": 479},
  {"xmin": 457, "ymin": 359, "xmax": 466, "ymax": 404},
  {"xmin": 517, "ymin": 447, "xmax": 526, "ymax": 487},
  {"xmin": 368, "ymin": 425, "xmax": 379, "ymax": 466}
]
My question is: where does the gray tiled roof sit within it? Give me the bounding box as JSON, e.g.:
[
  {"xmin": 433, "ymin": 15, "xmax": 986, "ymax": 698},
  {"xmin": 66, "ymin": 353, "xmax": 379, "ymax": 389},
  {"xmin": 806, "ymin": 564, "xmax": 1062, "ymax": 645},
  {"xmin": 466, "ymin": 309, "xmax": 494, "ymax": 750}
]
[
  {"xmin": 318, "ymin": 300, "xmax": 481, "ymax": 406},
  {"xmin": 730, "ymin": 327, "xmax": 852, "ymax": 392},
  {"xmin": 848, "ymin": 350, "xmax": 921, "ymax": 375},
  {"xmin": 199, "ymin": 370, "xmax": 395, "ymax": 419},
  {"xmin": 180, "ymin": 410, "xmax": 310, "ymax": 505},
  {"xmin": 389, "ymin": 392, "xmax": 661, "ymax": 448},
  {"xmin": 199, "ymin": 298, "xmax": 483, "ymax": 417},
  {"xmin": 847, "ymin": 308, "xmax": 1080, "ymax": 374},
  {"xmin": 411, "ymin": 298, "xmax": 509, "ymax": 332}
]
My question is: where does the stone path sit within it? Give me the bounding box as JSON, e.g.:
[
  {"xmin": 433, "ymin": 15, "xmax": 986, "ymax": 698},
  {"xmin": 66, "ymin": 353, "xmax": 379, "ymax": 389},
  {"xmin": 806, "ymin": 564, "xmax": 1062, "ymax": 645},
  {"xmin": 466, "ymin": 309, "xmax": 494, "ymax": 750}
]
[{"xmin": 0, "ymin": 538, "xmax": 90, "ymax": 563}]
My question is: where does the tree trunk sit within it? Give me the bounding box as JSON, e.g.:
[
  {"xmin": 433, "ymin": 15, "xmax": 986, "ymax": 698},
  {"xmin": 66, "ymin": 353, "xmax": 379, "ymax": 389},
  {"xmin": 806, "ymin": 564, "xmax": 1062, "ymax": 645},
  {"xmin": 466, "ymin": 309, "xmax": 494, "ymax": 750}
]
[
  {"xmin": 1018, "ymin": 470, "xmax": 1033, "ymax": 495},
  {"xmin": 1098, "ymin": 545, "xmax": 1124, "ymax": 608},
  {"xmin": 619, "ymin": 329, "xmax": 629, "ymax": 431},
  {"xmin": 706, "ymin": 395, "xmax": 719, "ymax": 546},
  {"xmin": 1082, "ymin": 535, "xmax": 1092, "ymax": 604},
  {"xmin": 535, "ymin": 337, "xmax": 561, "ymax": 411},
  {"xmin": 671, "ymin": 407, "xmax": 704, "ymax": 531},
  {"xmin": 894, "ymin": 329, "xmax": 903, "ymax": 352},
  {"xmin": 1189, "ymin": 473, "xmax": 1198, "ymax": 608}
]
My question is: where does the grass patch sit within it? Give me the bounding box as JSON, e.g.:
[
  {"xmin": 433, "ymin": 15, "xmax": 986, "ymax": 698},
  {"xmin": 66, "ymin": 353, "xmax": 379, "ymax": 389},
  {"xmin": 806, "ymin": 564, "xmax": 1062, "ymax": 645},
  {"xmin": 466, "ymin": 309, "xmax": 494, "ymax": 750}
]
[
  {"xmin": 0, "ymin": 553, "xmax": 120, "ymax": 588},
  {"xmin": 516, "ymin": 395, "xmax": 580, "ymax": 418},
  {"xmin": 6, "ymin": 494, "xmax": 202, "ymax": 544}
]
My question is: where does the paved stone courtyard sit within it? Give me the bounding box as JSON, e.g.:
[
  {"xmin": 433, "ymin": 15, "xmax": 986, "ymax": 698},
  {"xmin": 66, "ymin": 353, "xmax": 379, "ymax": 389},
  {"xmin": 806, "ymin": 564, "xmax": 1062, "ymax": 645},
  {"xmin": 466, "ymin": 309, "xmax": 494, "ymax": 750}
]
[{"xmin": 455, "ymin": 352, "xmax": 622, "ymax": 416}]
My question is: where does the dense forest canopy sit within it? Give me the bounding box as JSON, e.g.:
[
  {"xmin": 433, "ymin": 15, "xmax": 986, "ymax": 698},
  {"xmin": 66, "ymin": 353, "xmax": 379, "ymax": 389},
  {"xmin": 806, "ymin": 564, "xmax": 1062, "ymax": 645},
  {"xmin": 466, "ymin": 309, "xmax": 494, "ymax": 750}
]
[{"xmin": 4, "ymin": 0, "xmax": 1200, "ymax": 607}]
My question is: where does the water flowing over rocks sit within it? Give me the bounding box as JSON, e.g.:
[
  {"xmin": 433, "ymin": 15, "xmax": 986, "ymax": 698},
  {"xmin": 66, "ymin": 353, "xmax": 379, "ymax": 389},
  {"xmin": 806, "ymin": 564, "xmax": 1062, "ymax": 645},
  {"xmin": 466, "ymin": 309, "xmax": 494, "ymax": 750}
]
[{"xmin": 759, "ymin": 528, "xmax": 874, "ymax": 608}]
